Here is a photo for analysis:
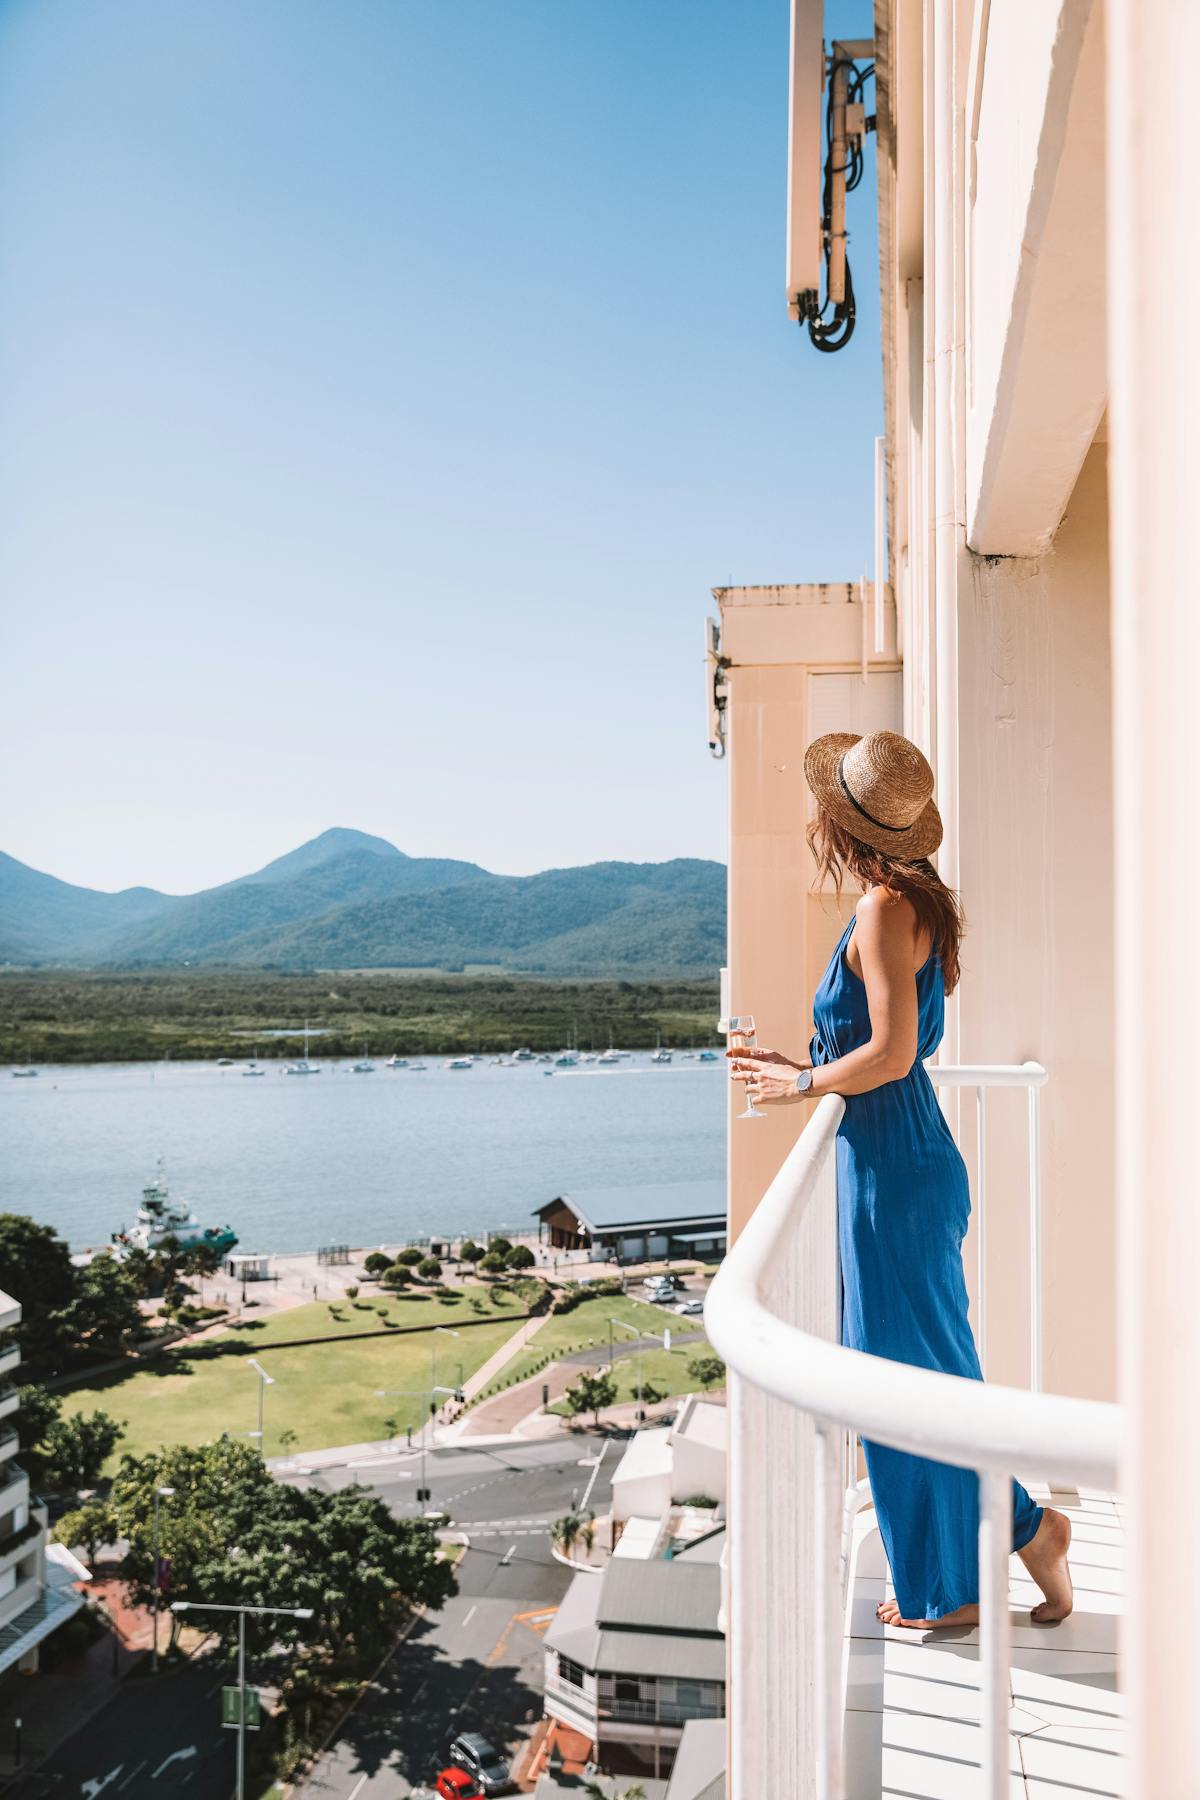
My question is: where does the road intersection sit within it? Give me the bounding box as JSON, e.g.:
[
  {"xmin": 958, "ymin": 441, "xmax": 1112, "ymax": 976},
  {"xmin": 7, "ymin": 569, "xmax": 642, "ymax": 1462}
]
[{"xmin": 22, "ymin": 1430, "xmax": 617, "ymax": 1800}]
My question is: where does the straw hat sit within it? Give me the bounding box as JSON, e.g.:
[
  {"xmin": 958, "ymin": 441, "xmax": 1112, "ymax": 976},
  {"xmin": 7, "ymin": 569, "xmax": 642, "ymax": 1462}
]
[{"xmin": 803, "ymin": 729, "xmax": 943, "ymax": 859}]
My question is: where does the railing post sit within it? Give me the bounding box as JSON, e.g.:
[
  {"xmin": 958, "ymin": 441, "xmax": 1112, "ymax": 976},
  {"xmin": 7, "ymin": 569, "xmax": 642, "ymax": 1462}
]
[
  {"xmin": 814, "ymin": 1423, "xmax": 845, "ymax": 1800},
  {"xmin": 978, "ymin": 1470, "xmax": 1012, "ymax": 1800},
  {"xmin": 975, "ymin": 1084, "xmax": 987, "ymax": 1373},
  {"xmin": 1027, "ymin": 1076, "xmax": 1042, "ymax": 1392}
]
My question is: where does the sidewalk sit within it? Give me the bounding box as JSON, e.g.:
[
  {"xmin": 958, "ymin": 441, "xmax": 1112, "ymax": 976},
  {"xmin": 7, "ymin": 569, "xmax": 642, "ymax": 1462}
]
[{"xmin": 0, "ymin": 1572, "xmax": 155, "ymax": 1782}]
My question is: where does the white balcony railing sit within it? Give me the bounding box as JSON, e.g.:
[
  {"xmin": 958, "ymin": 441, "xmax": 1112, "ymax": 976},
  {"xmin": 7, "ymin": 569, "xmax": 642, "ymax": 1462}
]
[{"xmin": 705, "ymin": 1062, "xmax": 1121, "ymax": 1800}]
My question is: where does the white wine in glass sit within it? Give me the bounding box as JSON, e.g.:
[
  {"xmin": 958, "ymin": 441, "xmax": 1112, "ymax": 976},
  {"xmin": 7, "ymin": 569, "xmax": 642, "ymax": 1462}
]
[{"xmin": 719, "ymin": 1013, "xmax": 764, "ymax": 1119}]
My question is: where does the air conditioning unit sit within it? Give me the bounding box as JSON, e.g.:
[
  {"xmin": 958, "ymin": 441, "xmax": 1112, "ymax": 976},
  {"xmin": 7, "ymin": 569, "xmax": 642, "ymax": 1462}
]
[{"xmin": 786, "ymin": 0, "xmax": 825, "ymax": 321}]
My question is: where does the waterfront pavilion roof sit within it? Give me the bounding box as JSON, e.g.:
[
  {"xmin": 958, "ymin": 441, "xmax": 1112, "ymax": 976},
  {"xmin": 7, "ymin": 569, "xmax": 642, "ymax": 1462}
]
[{"xmin": 533, "ymin": 1180, "xmax": 726, "ymax": 1236}]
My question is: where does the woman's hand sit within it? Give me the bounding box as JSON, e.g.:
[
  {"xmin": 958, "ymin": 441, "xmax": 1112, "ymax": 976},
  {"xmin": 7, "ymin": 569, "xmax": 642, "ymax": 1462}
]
[{"xmin": 728, "ymin": 1048, "xmax": 812, "ymax": 1107}]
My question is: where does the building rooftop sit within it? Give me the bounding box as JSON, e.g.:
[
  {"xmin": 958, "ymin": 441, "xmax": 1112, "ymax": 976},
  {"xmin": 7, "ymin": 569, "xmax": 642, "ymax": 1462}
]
[
  {"xmin": 546, "ymin": 1559, "xmax": 725, "ymax": 1683},
  {"xmin": 611, "ymin": 1426, "xmax": 673, "ymax": 1487},
  {"xmin": 670, "ymin": 1395, "xmax": 727, "ymax": 1452},
  {"xmin": 534, "ymin": 1181, "xmax": 726, "ymax": 1234},
  {"xmin": 535, "ymin": 1777, "xmax": 669, "ymax": 1800},
  {"xmin": 664, "ymin": 1718, "xmax": 727, "ymax": 1800},
  {"xmin": 611, "ymin": 1516, "xmax": 662, "ymax": 1559}
]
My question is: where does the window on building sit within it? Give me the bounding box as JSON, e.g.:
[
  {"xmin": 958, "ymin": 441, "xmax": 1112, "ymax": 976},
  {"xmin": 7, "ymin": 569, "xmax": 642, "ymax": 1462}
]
[{"xmin": 557, "ymin": 1655, "xmax": 587, "ymax": 1689}]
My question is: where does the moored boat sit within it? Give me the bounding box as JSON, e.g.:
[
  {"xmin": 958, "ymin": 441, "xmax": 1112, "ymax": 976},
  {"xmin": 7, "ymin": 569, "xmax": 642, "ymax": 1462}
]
[{"xmin": 112, "ymin": 1161, "xmax": 238, "ymax": 1258}]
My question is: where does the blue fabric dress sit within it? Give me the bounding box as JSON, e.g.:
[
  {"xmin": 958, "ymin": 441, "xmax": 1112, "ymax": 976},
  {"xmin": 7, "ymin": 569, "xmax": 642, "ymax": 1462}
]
[{"xmin": 811, "ymin": 915, "xmax": 1042, "ymax": 1619}]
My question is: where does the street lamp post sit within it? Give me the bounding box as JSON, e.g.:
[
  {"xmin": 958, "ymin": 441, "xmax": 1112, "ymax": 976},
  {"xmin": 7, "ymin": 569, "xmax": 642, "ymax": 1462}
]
[
  {"xmin": 171, "ymin": 1599, "xmax": 312, "ymax": 1800},
  {"xmin": 247, "ymin": 1358, "xmax": 275, "ymax": 1455},
  {"xmin": 375, "ymin": 1384, "xmax": 460, "ymax": 1508},
  {"xmin": 607, "ymin": 1318, "xmax": 656, "ymax": 1417},
  {"xmin": 431, "ymin": 1327, "xmax": 461, "ymax": 1420},
  {"xmin": 151, "ymin": 1484, "xmax": 175, "ymax": 1673}
]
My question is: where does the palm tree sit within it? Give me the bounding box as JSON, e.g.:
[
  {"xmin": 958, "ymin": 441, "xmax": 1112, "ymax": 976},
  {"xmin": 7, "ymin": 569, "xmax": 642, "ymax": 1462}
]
[{"xmin": 551, "ymin": 1512, "xmax": 583, "ymax": 1560}]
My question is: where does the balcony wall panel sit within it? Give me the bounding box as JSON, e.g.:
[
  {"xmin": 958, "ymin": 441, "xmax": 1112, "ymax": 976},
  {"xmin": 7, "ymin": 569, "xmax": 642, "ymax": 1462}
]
[{"xmin": 955, "ymin": 440, "xmax": 1114, "ymax": 1400}]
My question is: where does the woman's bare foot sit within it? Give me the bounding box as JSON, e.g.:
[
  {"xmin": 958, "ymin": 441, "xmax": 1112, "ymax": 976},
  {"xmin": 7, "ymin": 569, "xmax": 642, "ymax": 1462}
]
[
  {"xmin": 876, "ymin": 1598, "xmax": 980, "ymax": 1630},
  {"xmin": 1018, "ymin": 1505, "xmax": 1073, "ymax": 1623}
]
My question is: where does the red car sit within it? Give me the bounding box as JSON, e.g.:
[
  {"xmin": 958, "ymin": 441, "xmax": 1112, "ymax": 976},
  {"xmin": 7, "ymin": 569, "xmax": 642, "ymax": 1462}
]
[{"xmin": 434, "ymin": 1770, "xmax": 484, "ymax": 1800}]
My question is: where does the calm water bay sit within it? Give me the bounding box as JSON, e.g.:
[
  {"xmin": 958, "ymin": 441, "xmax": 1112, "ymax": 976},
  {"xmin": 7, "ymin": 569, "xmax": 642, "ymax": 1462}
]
[{"xmin": 0, "ymin": 1058, "xmax": 726, "ymax": 1253}]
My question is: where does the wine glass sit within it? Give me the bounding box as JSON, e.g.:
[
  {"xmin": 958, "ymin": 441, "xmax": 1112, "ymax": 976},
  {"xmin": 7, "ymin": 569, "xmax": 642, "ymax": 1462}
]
[{"xmin": 719, "ymin": 1013, "xmax": 764, "ymax": 1120}]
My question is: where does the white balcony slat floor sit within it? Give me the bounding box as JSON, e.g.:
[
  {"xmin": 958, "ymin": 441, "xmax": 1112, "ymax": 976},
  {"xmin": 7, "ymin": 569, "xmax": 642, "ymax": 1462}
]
[{"xmin": 844, "ymin": 1484, "xmax": 1124, "ymax": 1799}]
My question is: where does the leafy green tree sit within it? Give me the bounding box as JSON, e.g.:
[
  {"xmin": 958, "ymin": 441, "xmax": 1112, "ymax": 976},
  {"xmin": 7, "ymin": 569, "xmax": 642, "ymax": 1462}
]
[
  {"xmin": 563, "ymin": 1370, "xmax": 617, "ymax": 1427},
  {"xmin": 487, "ymin": 1237, "xmax": 513, "ymax": 1258},
  {"xmin": 17, "ymin": 1383, "xmax": 61, "ymax": 1452},
  {"xmin": 0, "ymin": 1216, "xmax": 77, "ymax": 1374},
  {"xmin": 111, "ymin": 1439, "xmax": 456, "ymax": 1664},
  {"xmin": 53, "ymin": 1496, "xmax": 118, "ymax": 1564},
  {"xmin": 505, "ymin": 1244, "xmax": 535, "ymax": 1271},
  {"xmin": 396, "ymin": 1248, "xmax": 424, "ymax": 1267},
  {"xmin": 179, "ymin": 1243, "xmax": 222, "ymax": 1300},
  {"xmin": 363, "ymin": 1251, "xmax": 391, "ymax": 1277},
  {"xmin": 381, "ymin": 1263, "xmax": 410, "ymax": 1289},
  {"xmin": 416, "ymin": 1257, "xmax": 441, "ymax": 1281},
  {"xmin": 34, "ymin": 1409, "xmax": 124, "ymax": 1492},
  {"xmin": 58, "ymin": 1256, "xmax": 146, "ymax": 1356},
  {"xmin": 478, "ymin": 1251, "xmax": 506, "ymax": 1275},
  {"xmin": 637, "ymin": 1380, "xmax": 667, "ymax": 1408},
  {"xmin": 686, "ymin": 1354, "xmax": 726, "ymax": 1391},
  {"xmin": 458, "ymin": 1240, "xmax": 483, "ymax": 1265}
]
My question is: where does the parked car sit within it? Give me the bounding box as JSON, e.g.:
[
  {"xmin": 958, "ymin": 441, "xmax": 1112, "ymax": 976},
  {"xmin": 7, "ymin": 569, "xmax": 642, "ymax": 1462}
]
[
  {"xmin": 448, "ymin": 1733, "xmax": 510, "ymax": 1796},
  {"xmin": 412, "ymin": 1770, "xmax": 483, "ymax": 1800},
  {"xmin": 675, "ymin": 1297, "xmax": 705, "ymax": 1316},
  {"xmin": 643, "ymin": 1273, "xmax": 680, "ymax": 1295}
]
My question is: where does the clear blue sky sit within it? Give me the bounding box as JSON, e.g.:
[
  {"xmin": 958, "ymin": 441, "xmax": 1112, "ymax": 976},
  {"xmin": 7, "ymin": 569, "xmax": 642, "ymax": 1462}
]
[{"xmin": 0, "ymin": 0, "xmax": 880, "ymax": 895}]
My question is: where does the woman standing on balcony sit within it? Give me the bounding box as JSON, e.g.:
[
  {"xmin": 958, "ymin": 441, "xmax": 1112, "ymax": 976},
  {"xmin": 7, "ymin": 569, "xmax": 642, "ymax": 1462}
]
[{"xmin": 729, "ymin": 729, "xmax": 1073, "ymax": 1630}]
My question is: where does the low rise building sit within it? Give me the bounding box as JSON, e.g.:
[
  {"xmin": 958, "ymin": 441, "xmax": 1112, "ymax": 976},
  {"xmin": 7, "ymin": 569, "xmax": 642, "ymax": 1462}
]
[
  {"xmin": 543, "ymin": 1559, "xmax": 725, "ymax": 1782},
  {"xmin": 533, "ymin": 1182, "xmax": 726, "ymax": 1265},
  {"xmin": 612, "ymin": 1396, "xmax": 726, "ymax": 1519}
]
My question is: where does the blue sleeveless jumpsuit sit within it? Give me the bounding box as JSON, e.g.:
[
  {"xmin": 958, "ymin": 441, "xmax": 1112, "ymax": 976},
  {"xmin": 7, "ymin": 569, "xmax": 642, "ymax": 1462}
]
[{"xmin": 811, "ymin": 916, "xmax": 1042, "ymax": 1619}]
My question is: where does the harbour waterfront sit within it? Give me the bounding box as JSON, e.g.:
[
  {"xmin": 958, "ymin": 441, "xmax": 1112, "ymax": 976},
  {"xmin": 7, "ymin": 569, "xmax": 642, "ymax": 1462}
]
[{"xmin": 0, "ymin": 1055, "xmax": 725, "ymax": 1253}]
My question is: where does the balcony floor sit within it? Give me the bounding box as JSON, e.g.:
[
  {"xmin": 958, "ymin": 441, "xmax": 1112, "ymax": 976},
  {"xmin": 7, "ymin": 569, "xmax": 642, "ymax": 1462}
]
[{"xmin": 845, "ymin": 1483, "xmax": 1123, "ymax": 1798}]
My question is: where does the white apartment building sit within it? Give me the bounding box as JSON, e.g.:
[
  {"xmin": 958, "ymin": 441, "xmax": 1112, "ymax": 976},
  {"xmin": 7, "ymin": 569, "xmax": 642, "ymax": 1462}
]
[
  {"xmin": 0, "ymin": 1288, "xmax": 85, "ymax": 1675},
  {"xmin": 704, "ymin": 1, "xmax": 1191, "ymax": 1796}
]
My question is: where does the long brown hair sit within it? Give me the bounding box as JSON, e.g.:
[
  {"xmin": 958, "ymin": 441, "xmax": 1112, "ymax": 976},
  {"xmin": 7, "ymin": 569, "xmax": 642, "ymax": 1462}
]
[{"xmin": 806, "ymin": 808, "xmax": 964, "ymax": 993}]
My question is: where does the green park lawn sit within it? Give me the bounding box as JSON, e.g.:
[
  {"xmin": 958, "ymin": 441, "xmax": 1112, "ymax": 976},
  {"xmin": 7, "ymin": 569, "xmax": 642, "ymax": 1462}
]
[
  {"xmin": 207, "ymin": 1282, "xmax": 523, "ymax": 1346},
  {"xmin": 62, "ymin": 1316, "xmax": 523, "ymax": 1469},
  {"xmin": 549, "ymin": 1342, "xmax": 723, "ymax": 1414},
  {"xmin": 470, "ymin": 1292, "xmax": 701, "ymax": 1402}
]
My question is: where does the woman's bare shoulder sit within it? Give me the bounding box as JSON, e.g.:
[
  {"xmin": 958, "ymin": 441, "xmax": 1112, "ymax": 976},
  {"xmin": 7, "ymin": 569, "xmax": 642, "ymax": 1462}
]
[{"xmin": 855, "ymin": 886, "xmax": 920, "ymax": 945}]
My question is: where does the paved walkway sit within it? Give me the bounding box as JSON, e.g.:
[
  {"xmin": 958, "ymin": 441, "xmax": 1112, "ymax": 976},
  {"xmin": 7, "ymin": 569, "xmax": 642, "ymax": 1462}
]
[
  {"xmin": 0, "ymin": 1569, "xmax": 212, "ymax": 1784},
  {"xmin": 455, "ymin": 1310, "xmax": 551, "ymax": 1404}
]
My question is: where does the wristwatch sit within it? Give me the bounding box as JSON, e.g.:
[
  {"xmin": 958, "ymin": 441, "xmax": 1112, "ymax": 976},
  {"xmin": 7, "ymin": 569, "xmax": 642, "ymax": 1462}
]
[{"xmin": 794, "ymin": 1067, "xmax": 814, "ymax": 1095}]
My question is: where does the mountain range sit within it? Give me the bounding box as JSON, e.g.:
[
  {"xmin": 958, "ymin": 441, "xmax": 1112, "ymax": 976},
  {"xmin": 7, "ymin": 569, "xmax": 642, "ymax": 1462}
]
[{"xmin": 0, "ymin": 830, "xmax": 726, "ymax": 977}]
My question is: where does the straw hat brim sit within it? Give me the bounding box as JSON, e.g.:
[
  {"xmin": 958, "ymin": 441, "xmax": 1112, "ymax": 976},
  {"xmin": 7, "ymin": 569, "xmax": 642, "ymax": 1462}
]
[{"xmin": 804, "ymin": 732, "xmax": 944, "ymax": 860}]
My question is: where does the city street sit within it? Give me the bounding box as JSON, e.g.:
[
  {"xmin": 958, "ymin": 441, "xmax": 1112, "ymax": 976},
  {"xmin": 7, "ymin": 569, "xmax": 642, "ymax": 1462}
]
[
  {"xmin": 295, "ymin": 1433, "xmax": 616, "ymax": 1796},
  {"xmin": 14, "ymin": 1432, "xmax": 619, "ymax": 1799},
  {"xmin": 9, "ymin": 1660, "xmax": 236, "ymax": 1797}
]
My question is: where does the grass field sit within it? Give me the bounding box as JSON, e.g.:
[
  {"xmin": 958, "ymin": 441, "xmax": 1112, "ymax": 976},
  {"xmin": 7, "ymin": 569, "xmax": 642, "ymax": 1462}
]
[
  {"xmin": 549, "ymin": 1343, "xmax": 722, "ymax": 1413},
  {"xmin": 209, "ymin": 1283, "xmax": 526, "ymax": 1345},
  {"xmin": 469, "ymin": 1293, "xmax": 700, "ymax": 1402},
  {"xmin": 62, "ymin": 1317, "xmax": 524, "ymax": 1467}
]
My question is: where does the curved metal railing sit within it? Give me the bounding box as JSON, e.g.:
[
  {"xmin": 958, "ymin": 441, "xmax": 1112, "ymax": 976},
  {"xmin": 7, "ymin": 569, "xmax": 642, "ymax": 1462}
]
[{"xmin": 705, "ymin": 1068, "xmax": 1121, "ymax": 1800}]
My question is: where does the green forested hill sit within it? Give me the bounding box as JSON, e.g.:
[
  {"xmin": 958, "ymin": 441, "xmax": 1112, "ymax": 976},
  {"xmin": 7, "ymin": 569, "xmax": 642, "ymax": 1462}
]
[{"xmin": 0, "ymin": 832, "xmax": 725, "ymax": 978}]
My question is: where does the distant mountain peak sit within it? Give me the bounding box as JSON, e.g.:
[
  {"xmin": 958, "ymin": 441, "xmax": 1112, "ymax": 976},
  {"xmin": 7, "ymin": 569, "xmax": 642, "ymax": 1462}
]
[{"xmin": 237, "ymin": 828, "xmax": 405, "ymax": 887}]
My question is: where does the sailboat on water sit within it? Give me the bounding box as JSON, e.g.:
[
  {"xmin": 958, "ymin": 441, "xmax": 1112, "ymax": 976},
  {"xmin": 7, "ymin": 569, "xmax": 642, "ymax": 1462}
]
[
  {"xmin": 285, "ymin": 1023, "xmax": 321, "ymax": 1076},
  {"xmin": 352, "ymin": 1040, "xmax": 375, "ymax": 1073}
]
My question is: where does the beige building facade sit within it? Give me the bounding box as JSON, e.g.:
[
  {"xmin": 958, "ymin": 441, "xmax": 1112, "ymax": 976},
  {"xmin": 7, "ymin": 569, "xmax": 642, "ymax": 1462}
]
[{"xmin": 711, "ymin": 0, "xmax": 1196, "ymax": 1793}]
